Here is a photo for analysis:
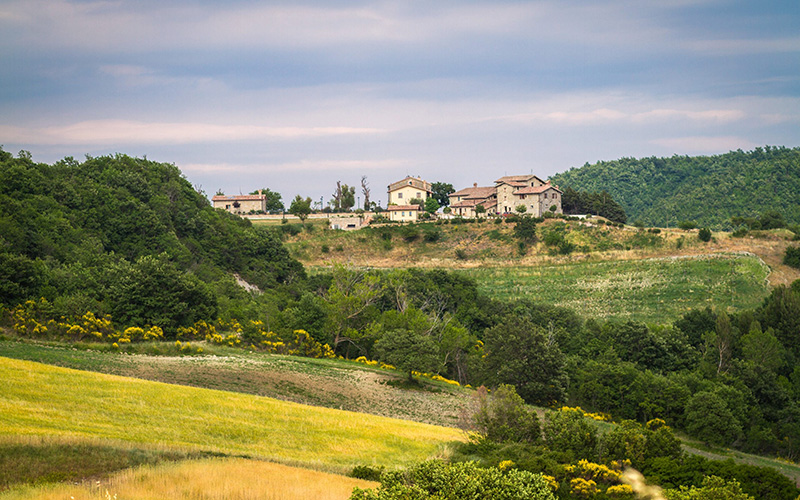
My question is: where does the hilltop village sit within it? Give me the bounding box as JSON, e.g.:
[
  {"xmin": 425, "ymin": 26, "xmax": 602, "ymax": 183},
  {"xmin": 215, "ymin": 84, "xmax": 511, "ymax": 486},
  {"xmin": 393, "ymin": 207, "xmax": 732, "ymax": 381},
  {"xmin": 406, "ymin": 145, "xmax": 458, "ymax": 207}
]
[{"xmin": 212, "ymin": 174, "xmax": 563, "ymax": 227}]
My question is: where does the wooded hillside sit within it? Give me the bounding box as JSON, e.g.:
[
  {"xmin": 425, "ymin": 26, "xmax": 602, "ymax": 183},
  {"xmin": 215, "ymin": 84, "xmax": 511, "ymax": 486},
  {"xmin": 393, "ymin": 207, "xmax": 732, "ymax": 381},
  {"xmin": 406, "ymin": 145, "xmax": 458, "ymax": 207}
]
[
  {"xmin": 549, "ymin": 146, "xmax": 800, "ymax": 229},
  {"xmin": 0, "ymin": 149, "xmax": 304, "ymax": 329}
]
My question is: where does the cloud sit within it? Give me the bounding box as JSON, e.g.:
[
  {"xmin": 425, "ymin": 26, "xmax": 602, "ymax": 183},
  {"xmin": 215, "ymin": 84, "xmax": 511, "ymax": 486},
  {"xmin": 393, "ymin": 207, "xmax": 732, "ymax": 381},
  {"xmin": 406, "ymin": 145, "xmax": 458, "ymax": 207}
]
[
  {"xmin": 651, "ymin": 136, "xmax": 757, "ymax": 153},
  {"xmin": 683, "ymin": 37, "xmax": 800, "ymax": 56},
  {"xmin": 0, "ymin": 120, "xmax": 385, "ymax": 146},
  {"xmin": 182, "ymin": 158, "xmax": 406, "ymax": 174}
]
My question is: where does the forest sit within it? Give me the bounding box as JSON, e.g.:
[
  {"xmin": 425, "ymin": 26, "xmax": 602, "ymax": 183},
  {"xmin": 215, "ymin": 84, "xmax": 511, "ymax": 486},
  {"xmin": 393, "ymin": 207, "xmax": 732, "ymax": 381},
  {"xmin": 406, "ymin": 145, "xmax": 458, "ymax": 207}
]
[
  {"xmin": 2, "ymin": 149, "xmax": 800, "ymax": 498},
  {"xmin": 549, "ymin": 146, "xmax": 800, "ymax": 229}
]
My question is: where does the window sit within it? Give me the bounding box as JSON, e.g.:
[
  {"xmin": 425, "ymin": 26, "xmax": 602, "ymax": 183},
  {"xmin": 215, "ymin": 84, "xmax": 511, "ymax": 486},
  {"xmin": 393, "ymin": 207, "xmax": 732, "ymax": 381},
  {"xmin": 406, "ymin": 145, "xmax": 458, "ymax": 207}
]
[
  {"xmin": 398, "ymin": 192, "xmax": 403, "ymax": 199},
  {"xmin": 544, "ymin": 193, "xmax": 548, "ymax": 199},
  {"xmin": 416, "ymin": 192, "xmax": 421, "ymax": 197}
]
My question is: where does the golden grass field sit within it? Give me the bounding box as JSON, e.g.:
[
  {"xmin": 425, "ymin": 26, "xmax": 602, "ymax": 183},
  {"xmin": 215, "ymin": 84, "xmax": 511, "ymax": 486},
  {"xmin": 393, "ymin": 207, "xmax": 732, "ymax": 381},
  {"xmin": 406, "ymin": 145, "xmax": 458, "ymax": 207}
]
[
  {"xmin": 1, "ymin": 457, "xmax": 377, "ymax": 500},
  {"xmin": 0, "ymin": 357, "xmax": 464, "ymax": 473}
]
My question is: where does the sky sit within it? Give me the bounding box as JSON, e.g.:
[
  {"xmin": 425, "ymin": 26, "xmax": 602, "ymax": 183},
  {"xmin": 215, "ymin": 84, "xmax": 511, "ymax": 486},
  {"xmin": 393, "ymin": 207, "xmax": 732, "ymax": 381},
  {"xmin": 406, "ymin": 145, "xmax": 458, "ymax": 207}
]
[{"xmin": 1, "ymin": 0, "xmax": 799, "ymax": 207}]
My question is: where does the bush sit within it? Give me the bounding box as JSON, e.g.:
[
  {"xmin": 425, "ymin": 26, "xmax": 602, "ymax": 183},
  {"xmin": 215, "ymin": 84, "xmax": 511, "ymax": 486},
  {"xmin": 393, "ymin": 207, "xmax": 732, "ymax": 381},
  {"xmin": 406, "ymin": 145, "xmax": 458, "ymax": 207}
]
[
  {"xmin": 472, "ymin": 385, "xmax": 541, "ymax": 444},
  {"xmin": 350, "ymin": 461, "xmax": 556, "ymax": 500},
  {"xmin": 784, "ymin": 246, "xmax": 800, "ymax": 270},
  {"xmin": 514, "ymin": 217, "xmax": 538, "ymax": 243},
  {"xmin": 351, "ymin": 465, "xmax": 385, "ymax": 481},
  {"xmin": 321, "ymin": 244, "xmax": 330, "ymax": 253},
  {"xmin": 698, "ymin": 227, "xmax": 712, "ymax": 242},
  {"xmin": 678, "ymin": 220, "xmax": 697, "ymax": 230},
  {"xmin": 423, "ymin": 228, "xmax": 442, "ymax": 242}
]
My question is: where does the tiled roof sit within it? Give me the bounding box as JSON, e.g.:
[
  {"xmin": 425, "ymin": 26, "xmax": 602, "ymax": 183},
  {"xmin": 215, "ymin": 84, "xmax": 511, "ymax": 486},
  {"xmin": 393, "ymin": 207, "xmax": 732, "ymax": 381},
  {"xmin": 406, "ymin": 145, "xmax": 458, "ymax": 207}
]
[
  {"xmin": 212, "ymin": 194, "xmax": 266, "ymax": 201},
  {"xmin": 449, "ymin": 186, "xmax": 496, "ymax": 199},
  {"xmin": 514, "ymin": 185, "xmax": 562, "ymax": 195},
  {"xmin": 451, "ymin": 198, "xmax": 497, "ymax": 209},
  {"xmin": 494, "ymin": 174, "xmax": 546, "ymax": 186},
  {"xmin": 387, "ymin": 176, "xmax": 432, "ymax": 193},
  {"xmin": 387, "ymin": 204, "xmax": 423, "ymax": 211}
]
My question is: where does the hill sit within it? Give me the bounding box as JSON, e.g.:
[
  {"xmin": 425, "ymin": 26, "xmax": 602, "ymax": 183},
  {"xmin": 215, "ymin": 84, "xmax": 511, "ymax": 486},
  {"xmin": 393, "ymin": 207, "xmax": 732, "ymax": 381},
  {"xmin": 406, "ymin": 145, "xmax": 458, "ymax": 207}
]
[
  {"xmin": 0, "ymin": 149, "xmax": 303, "ymax": 331},
  {"xmin": 548, "ymin": 146, "xmax": 800, "ymax": 229}
]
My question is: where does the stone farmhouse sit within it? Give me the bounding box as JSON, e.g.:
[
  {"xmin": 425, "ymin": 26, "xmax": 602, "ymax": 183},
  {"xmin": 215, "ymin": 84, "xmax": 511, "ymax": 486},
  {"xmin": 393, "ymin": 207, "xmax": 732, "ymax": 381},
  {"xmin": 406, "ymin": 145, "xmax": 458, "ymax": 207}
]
[
  {"xmin": 212, "ymin": 191, "xmax": 267, "ymax": 214},
  {"xmin": 387, "ymin": 176, "xmax": 433, "ymax": 222},
  {"xmin": 449, "ymin": 184, "xmax": 498, "ymax": 218},
  {"xmin": 449, "ymin": 175, "xmax": 562, "ymax": 217}
]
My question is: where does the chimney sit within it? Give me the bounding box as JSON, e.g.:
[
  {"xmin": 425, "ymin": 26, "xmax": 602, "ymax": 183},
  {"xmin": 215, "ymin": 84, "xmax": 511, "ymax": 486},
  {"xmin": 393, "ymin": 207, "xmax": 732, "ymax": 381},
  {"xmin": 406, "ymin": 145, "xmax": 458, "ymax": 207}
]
[{"xmin": 473, "ymin": 182, "xmax": 478, "ymax": 187}]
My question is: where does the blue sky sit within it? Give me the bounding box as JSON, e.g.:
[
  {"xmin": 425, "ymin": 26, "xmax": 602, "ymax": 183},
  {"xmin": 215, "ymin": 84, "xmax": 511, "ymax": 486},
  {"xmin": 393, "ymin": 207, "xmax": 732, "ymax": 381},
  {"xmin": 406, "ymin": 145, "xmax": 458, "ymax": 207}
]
[{"xmin": 1, "ymin": 0, "xmax": 798, "ymax": 206}]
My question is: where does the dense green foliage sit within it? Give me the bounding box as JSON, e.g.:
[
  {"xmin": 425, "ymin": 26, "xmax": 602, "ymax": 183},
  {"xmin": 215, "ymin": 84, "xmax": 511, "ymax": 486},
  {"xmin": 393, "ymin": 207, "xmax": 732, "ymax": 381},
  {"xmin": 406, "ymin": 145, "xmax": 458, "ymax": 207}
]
[
  {"xmin": 550, "ymin": 146, "xmax": 800, "ymax": 228},
  {"xmin": 0, "ymin": 149, "xmax": 304, "ymax": 331},
  {"xmin": 560, "ymin": 187, "xmax": 627, "ymax": 223},
  {"xmin": 351, "ymin": 460, "xmax": 555, "ymax": 500}
]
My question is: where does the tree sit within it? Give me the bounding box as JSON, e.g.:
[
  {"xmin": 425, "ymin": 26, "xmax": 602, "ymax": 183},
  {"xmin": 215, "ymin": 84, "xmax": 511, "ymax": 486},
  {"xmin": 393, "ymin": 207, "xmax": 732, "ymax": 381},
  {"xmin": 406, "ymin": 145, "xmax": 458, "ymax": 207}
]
[
  {"xmin": 472, "ymin": 384, "xmax": 541, "ymax": 444},
  {"xmin": 361, "ymin": 176, "xmax": 371, "ymax": 211},
  {"xmin": 323, "ymin": 266, "xmax": 383, "ymax": 351},
  {"xmin": 424, "ymin": 197, "xmax": 440, "ymax": 214},
  {"xmin": 513, "ymin": 217, "xmax": 538, "ymax": 243},
  {"xmin": 698, "ymin": 227, "xmax": 712, "ymax": 242},
  {"xmin": 106, "ymin": 253, "xmax": 217, "ymax": 333},
  {"xmin": 741, "ymin": 323, "xmax": 785, "ymax": 372},
  {"xmin": 684, "ymin": 391, "xmax": 741, "ymax": 446},
  {"xmin": 374, "ymin": 308, "xmax": 439, "ymax": 382},
  {"xmin": 475, "ymin": 204, "xmax": 486, "ymax": 217},
  {"xmin": 515, "ymin": 204, "xmax": 527, "ymax": 215},
  {"xmin": 249, "ymin": 188, "xmax": 284, "ymax": 212},
  {"xmin": 542, "ymin": 408, "xmax": 597, "ymax": 460},
  {"xmin": 598, "ymin": 420, "xmax": 648, "ymax": 467},
  {"xmin": 288, "ymin": 195, "xmax": 312, "ymax": 222},
  {"xmin": 341, "ymin": 184, "xmax": 356, "ymax": 211},
  {"xmin": 483, "ymin": 317, "xmax": 568, "ymax": 406},
  {"xmin": 431, "ymin": 182, "xmax": 455, "ymax": 208},
  {"xmin": 784, "ymin": 246, "xmax": 800, "ymax": 270}
]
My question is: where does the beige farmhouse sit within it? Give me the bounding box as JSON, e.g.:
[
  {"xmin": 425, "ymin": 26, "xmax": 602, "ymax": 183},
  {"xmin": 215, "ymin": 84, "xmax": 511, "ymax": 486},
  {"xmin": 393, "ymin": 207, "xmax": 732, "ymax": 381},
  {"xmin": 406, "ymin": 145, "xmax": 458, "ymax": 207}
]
[
  {"xmin": 448, "ymin": 183, "xmax": 498, "ymax": 217},
  {"xmin": 494, "ymin": 175, "xmax": 562, "ymax": 216},
  {"xmin": 387, "ymin": 205, "xmax": 423, "ymax": 222},
  {"xmin": 387, "ymin": 176, "xmax": 432, "ymax": 206},
  {"xmin": 212, "ymin": 191, "xmax": 267, "ymax": 215}
]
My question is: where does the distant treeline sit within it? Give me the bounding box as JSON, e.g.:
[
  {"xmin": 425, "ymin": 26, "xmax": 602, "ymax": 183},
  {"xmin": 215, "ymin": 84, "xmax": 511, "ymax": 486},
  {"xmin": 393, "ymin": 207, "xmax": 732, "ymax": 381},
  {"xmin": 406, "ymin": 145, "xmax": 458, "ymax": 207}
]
[{"xmin": 550, "ymin": 146, "xmax": 800, "ymax": 228}]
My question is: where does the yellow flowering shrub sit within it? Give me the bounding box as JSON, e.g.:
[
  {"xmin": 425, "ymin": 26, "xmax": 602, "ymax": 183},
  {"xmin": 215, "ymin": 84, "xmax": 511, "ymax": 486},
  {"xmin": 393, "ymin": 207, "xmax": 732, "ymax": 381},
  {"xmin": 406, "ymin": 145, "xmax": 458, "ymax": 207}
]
[
  {"xmin": 542, "ymin": 475, "xmax": 559, "ymax": 491},
  {"xmin": 606, "ymin": 484, "xmax": 634, "ymax": 496},
  {"xmin": 570, "ymin": 478, "xmax": 598, "ymax": 498},
  {"xmin": 559, "ymin": 405, "xmax": 610, "ymax": 422},
  {"xmin": 497, "ymin": 460, "xmax": 515, "ymax": 471}
]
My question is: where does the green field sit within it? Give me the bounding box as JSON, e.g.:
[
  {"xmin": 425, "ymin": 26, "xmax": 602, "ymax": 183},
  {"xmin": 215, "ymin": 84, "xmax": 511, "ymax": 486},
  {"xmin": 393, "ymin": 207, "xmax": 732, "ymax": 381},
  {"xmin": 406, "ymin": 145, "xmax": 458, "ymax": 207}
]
[
  {"xmin": 0, "ymin": 341, "xmax": 471, "ymax": 427},
  {"xmin": 458, "ymin": 253, "xmax": 771, "ymax": 324},
  {"xmin": 0, "ymin": 357, "xmax": 463, "ymax": 473}
]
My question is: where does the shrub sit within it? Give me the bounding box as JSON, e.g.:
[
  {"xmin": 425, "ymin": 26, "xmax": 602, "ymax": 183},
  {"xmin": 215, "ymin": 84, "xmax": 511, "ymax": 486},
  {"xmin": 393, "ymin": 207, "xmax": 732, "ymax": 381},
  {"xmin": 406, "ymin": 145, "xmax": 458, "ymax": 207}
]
[
  {"xmin": 678, "ymin": 220, "xmax": 697, "ymax": 230},
  {"xmin": 472, "ymin": 385, "xmax": 541, "ymax": 444},
  {"xmin": 784, "ymin": 246, "xmax": 800, "ymax": 270},
  {"xmin": 321, "ymin": 244, "xmax": 330, "ymax": 253},
  {"xmin": 351, "ymin": 465, "xmax": 385, "ymax": 481},
  {"xmin": 514, "ymin": 217, "xmax": 538, "ymax": 243},
  {"xmin": 423, "ymin": 228, "xmax": 442, "ymax": 242},
  {"xmin": 698, "ymin": 227, "xmax": 712, "ymax": 242},
  {"xmin": 455, "ymin": 249, "xmax": 467, "ymax": 260},
  {"xmin": 350, "ymin": 460, "xmax": 556, "ymax": 500}
]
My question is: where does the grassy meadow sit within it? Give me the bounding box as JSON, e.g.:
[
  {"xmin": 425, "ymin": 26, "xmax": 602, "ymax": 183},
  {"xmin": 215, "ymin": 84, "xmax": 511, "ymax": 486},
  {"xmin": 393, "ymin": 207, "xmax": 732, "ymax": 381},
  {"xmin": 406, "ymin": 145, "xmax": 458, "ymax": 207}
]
[
  {"xmin": 1, "ymin": 457, "xmax": 377, "ymax": 500},
  {"xmin": 0, "ymin": 357, "xmax": 464, "ymax": 473},
  {"xmin": 459, "ymin": 253, "xmax": 770, "ymax": 323},
  {"xmin": 0, "ymin": 340, "xmax": 472, "ymax": 427}
]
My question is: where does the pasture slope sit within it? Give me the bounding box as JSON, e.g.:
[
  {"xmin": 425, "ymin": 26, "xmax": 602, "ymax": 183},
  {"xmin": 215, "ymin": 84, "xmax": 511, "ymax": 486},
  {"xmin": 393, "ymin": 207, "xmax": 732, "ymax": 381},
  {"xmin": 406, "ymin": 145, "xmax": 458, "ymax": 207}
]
[{"xmin": 0, "ymin": 356, "xmax": 464, "ymax": 499}]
